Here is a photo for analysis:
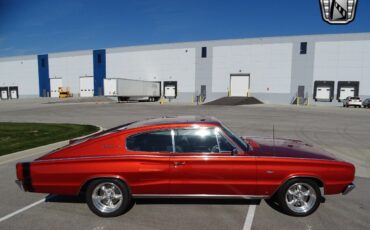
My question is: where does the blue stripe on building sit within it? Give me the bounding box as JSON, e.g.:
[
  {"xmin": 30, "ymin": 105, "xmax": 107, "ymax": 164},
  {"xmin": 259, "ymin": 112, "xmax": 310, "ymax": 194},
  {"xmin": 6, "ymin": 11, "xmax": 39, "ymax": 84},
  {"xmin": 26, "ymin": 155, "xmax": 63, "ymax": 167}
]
[
  {"xmin": 93, "ymin": 49, "xmax": 106, "ymax": 96},
  {"xmin": 37, "ymin": 54, "xmax": 50, "ymax": 97}
]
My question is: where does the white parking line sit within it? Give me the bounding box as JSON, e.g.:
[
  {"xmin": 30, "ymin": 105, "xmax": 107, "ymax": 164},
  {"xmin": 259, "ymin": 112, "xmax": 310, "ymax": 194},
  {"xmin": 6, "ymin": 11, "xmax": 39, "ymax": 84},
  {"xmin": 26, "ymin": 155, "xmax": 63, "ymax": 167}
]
[
  {"xmin": 242, "ymin": 205, "xmax": 256, "ymax": 230},
  {"xmin": 0, "ymin": 198, "xmax": 46, "ymax": 223}
]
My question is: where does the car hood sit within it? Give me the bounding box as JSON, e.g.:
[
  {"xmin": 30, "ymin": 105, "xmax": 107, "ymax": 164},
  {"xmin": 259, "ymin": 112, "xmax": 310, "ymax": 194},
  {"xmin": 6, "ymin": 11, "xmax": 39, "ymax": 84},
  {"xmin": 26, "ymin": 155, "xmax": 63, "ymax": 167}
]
[{"xmin": 243, "ymin": 136, "xmax": 337, "ymax": 160}]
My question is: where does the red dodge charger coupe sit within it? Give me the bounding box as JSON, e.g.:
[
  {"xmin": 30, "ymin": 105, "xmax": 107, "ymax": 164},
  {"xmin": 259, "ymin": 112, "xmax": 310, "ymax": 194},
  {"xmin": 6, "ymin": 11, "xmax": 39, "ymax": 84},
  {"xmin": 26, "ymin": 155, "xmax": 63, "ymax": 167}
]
[{"xmin": 15, "ymin": 116, "xmax": 355, "ymax": 217}]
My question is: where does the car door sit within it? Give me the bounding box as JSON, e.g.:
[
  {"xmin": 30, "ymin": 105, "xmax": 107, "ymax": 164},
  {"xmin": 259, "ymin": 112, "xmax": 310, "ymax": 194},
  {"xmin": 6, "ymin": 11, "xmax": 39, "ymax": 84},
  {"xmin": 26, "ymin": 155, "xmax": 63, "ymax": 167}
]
[
  {"xmin": 169, "ymin": 126, "xmax": 257, "ymax": 196},
  {"xmin": 125, "ymin": 129, "xmax": 172, "ymax": 195}
]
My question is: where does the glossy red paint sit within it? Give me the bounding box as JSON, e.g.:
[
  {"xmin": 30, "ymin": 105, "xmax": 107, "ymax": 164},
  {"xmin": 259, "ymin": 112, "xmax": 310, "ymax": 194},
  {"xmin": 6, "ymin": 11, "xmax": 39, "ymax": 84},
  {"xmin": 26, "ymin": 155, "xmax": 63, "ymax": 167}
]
[{"xmin": 15, "ymin": 116, "xmax": 355, "ymax": 199}]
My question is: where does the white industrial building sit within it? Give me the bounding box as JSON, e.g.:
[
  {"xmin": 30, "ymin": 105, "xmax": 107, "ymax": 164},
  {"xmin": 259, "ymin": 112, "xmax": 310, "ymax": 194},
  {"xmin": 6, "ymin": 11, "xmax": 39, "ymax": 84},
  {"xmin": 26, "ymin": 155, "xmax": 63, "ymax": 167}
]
[{"xmin": 0, "ymin": 32, "xmax": 370, "ymax": 104}]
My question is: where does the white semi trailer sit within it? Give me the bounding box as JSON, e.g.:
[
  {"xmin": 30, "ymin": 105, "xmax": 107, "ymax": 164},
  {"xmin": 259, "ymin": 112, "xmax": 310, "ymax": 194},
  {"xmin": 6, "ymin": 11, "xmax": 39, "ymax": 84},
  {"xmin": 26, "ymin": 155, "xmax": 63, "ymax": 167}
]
[{"xmin": 104, "ymin": 78, "xmax": 161, "ymax": 102}]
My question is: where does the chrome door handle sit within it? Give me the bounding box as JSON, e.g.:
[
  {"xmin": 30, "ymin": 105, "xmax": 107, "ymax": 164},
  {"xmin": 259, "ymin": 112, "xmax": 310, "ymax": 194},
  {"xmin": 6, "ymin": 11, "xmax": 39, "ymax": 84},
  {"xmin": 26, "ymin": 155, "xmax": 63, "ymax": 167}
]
[{"xmin": 173, "ymin": 162, "xmax": 186, "ymax": 166}]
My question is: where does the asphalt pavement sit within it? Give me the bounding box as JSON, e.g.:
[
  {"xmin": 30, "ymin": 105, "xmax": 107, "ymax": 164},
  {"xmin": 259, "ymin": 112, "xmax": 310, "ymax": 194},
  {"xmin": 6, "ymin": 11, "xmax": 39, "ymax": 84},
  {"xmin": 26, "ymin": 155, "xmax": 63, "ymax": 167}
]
[{"xmin": 0, "ymin": 98, "xmax": 369, "ymax": 230}]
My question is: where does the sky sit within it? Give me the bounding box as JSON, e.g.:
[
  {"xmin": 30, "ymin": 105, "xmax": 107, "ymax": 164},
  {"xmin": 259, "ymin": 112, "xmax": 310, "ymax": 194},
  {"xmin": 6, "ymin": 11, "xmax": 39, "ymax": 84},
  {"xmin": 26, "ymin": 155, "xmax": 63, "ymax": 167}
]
[{"xmin": 0, "ymin": 0, "xmax": 369, "ymax": 57}]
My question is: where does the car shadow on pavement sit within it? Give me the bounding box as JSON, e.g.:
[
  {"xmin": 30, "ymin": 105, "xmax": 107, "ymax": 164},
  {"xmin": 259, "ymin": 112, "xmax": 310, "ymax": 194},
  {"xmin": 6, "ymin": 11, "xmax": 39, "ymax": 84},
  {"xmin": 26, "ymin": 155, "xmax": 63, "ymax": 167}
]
[
  {"xmin": 264, "ymin": 199, "xmax": 285, "ymax": 214},
  {"xmin": 45, "ymin": 194, "xmax": 86, "ymax": 204},
  {"xmin": 45, "ymin": 194, "xmax": 261, "ymax": 215},
  {"xmin": 45, "ymin": 194, "xmax": 261, "ymax": 209}
]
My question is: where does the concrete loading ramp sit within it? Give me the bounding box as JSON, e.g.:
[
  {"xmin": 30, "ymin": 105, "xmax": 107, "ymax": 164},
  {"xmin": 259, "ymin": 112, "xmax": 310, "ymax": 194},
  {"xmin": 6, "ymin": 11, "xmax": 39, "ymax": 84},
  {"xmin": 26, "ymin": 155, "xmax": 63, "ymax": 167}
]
[{"xmin": 204, "ymin": 96, "xmax": 263, "ymax": 106}]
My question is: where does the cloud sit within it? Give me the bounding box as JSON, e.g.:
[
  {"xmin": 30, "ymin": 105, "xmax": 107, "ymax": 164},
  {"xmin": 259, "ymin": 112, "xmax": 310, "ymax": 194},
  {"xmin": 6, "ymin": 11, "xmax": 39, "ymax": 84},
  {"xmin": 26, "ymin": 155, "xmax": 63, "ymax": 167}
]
[{"xmin": 0, "ymin": 46, "xmax": 13, "ymax": 51}]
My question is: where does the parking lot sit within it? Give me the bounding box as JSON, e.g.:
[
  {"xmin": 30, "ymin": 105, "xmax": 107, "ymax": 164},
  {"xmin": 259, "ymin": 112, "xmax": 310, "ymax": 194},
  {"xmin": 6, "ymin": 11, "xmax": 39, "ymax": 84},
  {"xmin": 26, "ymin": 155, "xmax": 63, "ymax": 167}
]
[{"xmin": 0, "ymin": 99, "xmax": 369, "ymax": 230}]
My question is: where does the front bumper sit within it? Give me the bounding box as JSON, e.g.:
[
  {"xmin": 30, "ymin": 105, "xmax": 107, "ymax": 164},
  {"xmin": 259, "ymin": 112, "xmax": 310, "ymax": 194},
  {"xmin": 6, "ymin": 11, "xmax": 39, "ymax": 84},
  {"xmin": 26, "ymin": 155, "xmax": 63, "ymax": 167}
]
[
  {"xmin": 342, "ymin": 183, "xmax": 355, "ymax": 195},
  {"xmin": 15, "ymin": 180, "xmax": 24, "ymax": 191}
]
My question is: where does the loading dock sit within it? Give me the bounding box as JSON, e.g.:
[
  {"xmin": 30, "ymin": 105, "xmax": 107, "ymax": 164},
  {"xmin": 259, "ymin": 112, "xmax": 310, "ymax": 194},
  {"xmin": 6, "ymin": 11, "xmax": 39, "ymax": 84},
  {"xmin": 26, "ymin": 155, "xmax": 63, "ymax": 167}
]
[
  {"xmin": 163, "ymin": 81, "xmax": 177, "ymax": 99},
  {"xmin": 79, "ymin": 76, "xmax": 94, "ymax": 97},
  {"xmin": 313, "ymin": 81, "xmax": 334, "ymax": 102},
  {"xmin": 50, "ymin": 78, "xmax": 63, "ymax": 98},
  {"xmin": 316, "ymin": 87, "xmax": 331, "ymax": 100},
  {"xmin": 0, "ymin": 87, "xmax": 9, "ymax": 100},
  {"xmin": 230, "ymin": 74, "xmax": 250, "ymax": 97},
  {"xmin": 337, "ymin": 81, "xmax": 360, "ymax": 102},
  {"xmin": 9, "ymin": 86, "xmax": 19, "ymax": 99}
]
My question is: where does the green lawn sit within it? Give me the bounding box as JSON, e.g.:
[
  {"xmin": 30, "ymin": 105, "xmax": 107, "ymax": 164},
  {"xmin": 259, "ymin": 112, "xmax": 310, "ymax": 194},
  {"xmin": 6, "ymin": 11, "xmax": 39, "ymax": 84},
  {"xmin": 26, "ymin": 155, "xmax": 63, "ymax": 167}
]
[{"xmin": 0, "ymin": 122, "xmax": 99, "ymax": 156}]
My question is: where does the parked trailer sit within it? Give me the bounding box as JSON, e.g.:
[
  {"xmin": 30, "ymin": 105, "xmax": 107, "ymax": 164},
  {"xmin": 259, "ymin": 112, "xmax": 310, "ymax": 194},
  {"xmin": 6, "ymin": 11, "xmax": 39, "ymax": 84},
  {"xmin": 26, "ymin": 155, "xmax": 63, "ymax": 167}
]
[{"xmin": 104, "ymin": 78, "xmax": 161, "ymax": 102}]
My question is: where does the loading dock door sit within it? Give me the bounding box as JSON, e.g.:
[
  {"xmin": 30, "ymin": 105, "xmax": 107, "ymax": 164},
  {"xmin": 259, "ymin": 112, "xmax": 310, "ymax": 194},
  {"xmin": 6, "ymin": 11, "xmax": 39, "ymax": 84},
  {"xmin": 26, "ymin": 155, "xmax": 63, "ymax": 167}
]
[
  {"xmin": 165, "ymin": 86, "xmax": 176, "ymax": 98},
  {"xmin": 80, "ymin": 77, "xmax": 94, "ymax": 97},
  {"xmin": 339, "ymin": 87, "xmax": 355, "ymax": 100},
  {"xmin": 50, "ymin": 78, "xmax": 63, "ymax": 98},
  {"xmin": 11, "ymin": 90, "xmax": 17, "ymax": 99},
  {"xmin": 230, "ymin": 75, "xmax": 250, "ymax": 97},
  {"xmin": 1, "ymin": 89, "xmax": 8, "ymax": 100},
  {"xmin": 316, "ymin": 87, "xmax": 330, "ymax": 100},
  {"xmin": 10, "ymin": 87, "xmax": 19, "ymax": 99}
]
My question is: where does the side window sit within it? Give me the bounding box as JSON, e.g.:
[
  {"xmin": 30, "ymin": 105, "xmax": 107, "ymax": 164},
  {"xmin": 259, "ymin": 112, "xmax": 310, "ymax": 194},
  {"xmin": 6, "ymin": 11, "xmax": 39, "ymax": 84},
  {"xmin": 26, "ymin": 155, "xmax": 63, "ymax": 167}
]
[
  {"xmin": 174, "ymin": 128, "xmax": 219, "ymax": 153},
  {"xmin": 126, "ymin": 130, "xmax": 173, "ymax": 152},
  {"xmin": 215, "ymin": 130, "xmax": 235, "ymax": 152}
]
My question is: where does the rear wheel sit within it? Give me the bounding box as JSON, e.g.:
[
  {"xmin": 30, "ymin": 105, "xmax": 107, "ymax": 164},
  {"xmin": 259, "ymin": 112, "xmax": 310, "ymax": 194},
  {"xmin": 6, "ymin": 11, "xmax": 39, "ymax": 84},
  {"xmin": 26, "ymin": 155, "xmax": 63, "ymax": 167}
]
[
  {"xmin": 86, "ymin": 179, "xmax": 131, "ymax": 217},
  {"xmin": 276, "ymin": 179, "xmax": 321, "ymax": 217}
]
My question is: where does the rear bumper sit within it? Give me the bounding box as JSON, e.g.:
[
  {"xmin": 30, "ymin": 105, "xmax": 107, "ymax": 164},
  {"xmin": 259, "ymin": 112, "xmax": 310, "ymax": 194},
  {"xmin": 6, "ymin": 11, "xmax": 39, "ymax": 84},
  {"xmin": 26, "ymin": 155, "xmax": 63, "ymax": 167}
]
[
  {"xmin": 342, "ymin": 183, "xmax": 355, "ymax": 195},
  {"xmin": 15, "ymin": 180, "xmax": 24, "ymax": 191}
]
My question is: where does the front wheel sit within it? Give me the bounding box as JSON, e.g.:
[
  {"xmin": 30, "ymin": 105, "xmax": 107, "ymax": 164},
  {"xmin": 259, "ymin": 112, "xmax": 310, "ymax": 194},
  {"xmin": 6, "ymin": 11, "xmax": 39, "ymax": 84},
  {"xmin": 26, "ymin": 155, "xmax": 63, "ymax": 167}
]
[
  {"xmin": 276, "ymin": 179, "xmax": 321, "ymax": 217},
  {"xmin": 86, "ymin": 179, "xmax": 131, "ymax": 217}
]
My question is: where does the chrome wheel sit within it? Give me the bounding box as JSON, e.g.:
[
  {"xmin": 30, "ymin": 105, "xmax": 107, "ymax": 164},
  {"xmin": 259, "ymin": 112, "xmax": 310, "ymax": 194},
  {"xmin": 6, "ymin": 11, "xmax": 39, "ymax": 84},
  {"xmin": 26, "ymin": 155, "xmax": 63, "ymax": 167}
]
[
  {"xmin": 285, "ymin": 183, "xmax": 317, "ymax": 214},
  {"xmin": 92, "ymin": 182, "xmax": 123, "ymax": 213}
]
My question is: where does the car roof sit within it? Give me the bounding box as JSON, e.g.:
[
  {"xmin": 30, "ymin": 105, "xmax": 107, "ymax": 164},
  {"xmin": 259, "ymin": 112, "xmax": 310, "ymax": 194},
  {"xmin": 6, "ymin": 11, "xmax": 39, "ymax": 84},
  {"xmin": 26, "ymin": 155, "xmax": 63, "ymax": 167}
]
[
  {"xmin": 69, "ymin": 116, "xmax": 222, "ymax": 144},
  {"xmin": 122, "ymin": 116, "xmax": 221, "ymax": 129}
]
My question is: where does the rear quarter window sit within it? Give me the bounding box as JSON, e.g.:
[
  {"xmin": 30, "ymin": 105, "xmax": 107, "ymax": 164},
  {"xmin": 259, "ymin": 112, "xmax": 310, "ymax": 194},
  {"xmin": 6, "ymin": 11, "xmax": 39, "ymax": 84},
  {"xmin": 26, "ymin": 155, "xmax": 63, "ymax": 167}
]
[{"xmin": 126, "ymin": 130, "xmax": 173, "ymax": 152}]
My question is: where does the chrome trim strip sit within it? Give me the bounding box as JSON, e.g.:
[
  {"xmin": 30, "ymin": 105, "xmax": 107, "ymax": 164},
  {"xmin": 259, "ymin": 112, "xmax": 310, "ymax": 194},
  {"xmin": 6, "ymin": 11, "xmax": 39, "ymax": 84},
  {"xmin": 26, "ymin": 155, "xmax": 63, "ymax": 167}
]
[
  {"xmin": 171, "ymin": 129, "xmax": 176, "ymax": 153},
  {"xmin": 36, "ymin": 154, "xmax": 341, "ymax": 163},
  {"xmin": 132, "ymin": 194, "xmax": 268, "ymax": 199},
  {"xmin": 342, "ymin": 183, "xmax": 355, "ymax": 195}
]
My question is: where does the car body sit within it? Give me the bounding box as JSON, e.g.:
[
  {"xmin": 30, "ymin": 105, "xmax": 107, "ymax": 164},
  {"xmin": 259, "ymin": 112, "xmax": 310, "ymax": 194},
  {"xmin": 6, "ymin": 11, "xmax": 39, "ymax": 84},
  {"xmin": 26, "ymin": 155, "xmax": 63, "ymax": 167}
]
[
  {"xmin": 15, "ymin": 116, "xmax": 355, "ymax": 217},
  {"xmin": 362, "ymin": 98, "xmax": 370, "ymax": 108},
  {"xmin": 343, "ymin": 96, "xmax": 362, "ymax": 108}
]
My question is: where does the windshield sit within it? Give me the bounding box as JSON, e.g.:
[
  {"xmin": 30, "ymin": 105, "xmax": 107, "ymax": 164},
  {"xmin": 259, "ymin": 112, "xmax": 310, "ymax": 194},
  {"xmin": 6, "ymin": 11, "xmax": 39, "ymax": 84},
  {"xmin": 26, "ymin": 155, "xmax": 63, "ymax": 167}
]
[{"xmin": 220, "ymin": 123, "xmax": 249, "ymax": 152}]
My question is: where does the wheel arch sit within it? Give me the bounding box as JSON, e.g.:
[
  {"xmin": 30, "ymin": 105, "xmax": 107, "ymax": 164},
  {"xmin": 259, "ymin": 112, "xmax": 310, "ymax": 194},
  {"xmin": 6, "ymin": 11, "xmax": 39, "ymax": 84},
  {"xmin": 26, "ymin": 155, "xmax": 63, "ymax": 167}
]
[
  {"xmin": 79, "ymin": 175, "xmax": 130, "ymax": 196},
  {"xmin": 271, "ymin": 175, "xmax": 325, "ymax": 197}
]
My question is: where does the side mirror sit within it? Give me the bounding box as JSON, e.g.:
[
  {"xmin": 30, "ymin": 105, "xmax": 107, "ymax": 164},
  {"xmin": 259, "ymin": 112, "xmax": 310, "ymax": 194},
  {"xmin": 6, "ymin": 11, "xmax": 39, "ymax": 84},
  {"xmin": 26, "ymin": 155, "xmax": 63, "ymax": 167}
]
[{"xmin": 231, "ymin": 148, "xmax": 238, "ymax": 156}]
